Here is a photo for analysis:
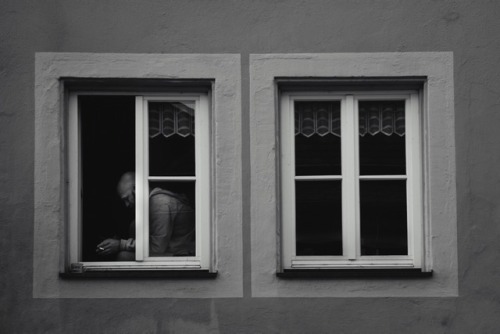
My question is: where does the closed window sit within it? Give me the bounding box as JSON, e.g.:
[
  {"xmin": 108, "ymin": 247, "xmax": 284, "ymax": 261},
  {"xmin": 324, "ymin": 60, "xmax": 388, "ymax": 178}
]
[{"xmin": 280, "ymin": 92, "xmax": 423, "ymax": 269}]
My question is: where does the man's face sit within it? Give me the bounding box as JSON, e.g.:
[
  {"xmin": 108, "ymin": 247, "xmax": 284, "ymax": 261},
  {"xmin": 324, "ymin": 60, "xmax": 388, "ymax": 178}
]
[{"xmin": 119, "ymin": 184, "xmax": 135, "ymax": 208}]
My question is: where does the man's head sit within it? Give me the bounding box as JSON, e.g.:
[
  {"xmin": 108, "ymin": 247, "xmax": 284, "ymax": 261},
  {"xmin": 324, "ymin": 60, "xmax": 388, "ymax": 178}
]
[{"xmin": 117, "ymin": 172, "xmax": 136, "ymax": 208}]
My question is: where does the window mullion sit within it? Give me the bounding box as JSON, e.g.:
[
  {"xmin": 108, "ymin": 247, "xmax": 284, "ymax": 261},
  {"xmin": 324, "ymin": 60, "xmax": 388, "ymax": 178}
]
[
  {"xmin": 342, "ymin": 95, "xmax": 357, "ymax": 260},
  {"xmin": 135, "ymin": 96, "xmax": 145, "ymax": 262}
]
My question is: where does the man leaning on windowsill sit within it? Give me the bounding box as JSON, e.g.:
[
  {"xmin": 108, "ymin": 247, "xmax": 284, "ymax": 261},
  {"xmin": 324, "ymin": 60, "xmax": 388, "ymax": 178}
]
[{"xmin": 96, "ymin": 172, "xmax": 195, "ymax": 260}]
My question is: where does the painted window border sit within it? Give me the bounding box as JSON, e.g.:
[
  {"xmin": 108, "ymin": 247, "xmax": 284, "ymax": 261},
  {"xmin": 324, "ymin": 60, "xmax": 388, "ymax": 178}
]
[
  {"xmin": 34, "ymin": 53, "xmax": 242, "ymax": 298},
  {"xmin": 250, "ymin": 53, "xmax": 457, "ymax": 297}
]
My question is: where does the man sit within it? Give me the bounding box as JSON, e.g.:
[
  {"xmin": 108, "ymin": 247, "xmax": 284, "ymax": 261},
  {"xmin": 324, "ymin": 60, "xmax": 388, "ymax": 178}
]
[{"xmin": 96, "ymin": 172, "xmax": 195, "ymax": 260}]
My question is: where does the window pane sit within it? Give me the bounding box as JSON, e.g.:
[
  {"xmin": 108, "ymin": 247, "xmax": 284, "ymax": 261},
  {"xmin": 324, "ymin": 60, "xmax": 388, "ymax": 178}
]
[
  {"xmin": 295, "ymin": 101, "xmax": 341, "ymax": 175},
  {"xmin": 148, "ymin": 181, "xmax": 196, "ymax": 257},
  {"xmin": 149, "ymin": 101, "xmax": 195, "ymax": 176},
  {"xmin": 80, "ymin": 96, "xmax": 136, "ymax": 262},
  {"xmin": 359, "ymin": 101, "xmax": 405, "ymax": 175},
  {"xmin": 360, "ymin": 180, "xmax": 407, "ymax": 255},
  {"xmin": 296, "ymin": 181, "xmax": 342, "ymax": 256}
]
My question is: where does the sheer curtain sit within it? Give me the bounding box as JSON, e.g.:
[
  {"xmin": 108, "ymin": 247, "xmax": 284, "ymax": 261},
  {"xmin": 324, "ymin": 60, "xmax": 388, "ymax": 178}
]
[
  {"xmin": 149, "ymin": 102, "xmax": 195, "ymax": 138},
  {"xmin": 295, "ymin": 101, "xmax": 405, "ymax": 137}
]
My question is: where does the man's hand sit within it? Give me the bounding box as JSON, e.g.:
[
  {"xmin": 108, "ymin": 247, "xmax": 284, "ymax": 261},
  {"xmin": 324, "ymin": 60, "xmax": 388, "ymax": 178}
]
[{"xmin": 96, "ymin": 238, "xmax": 120, "ymax": 256}]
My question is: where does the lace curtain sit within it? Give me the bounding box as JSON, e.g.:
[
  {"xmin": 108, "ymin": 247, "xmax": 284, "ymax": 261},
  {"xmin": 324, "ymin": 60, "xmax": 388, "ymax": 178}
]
[
  {"xmin": 295, "ymin": 102, "xmax": 405, "ymax": 137},
  {"xmin": 149, "ymin": 102, "xmax": 195, "ymax": 138},
  {"xmin": 295, "ymin": 103, "xmax": 341, "ymax": 137}
]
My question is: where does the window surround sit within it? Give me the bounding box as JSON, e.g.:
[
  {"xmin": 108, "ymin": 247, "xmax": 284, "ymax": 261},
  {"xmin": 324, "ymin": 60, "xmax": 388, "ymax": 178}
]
[
  {"xmin": 34, "ymin": 53, "xmax": 242, "ymax": 298},
  {"xmin": 250, "ymin": 53, "xmax": 457, "ymax": 297}
]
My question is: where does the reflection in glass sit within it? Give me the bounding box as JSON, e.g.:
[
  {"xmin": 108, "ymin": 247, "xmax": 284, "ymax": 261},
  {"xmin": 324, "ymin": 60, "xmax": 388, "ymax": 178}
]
[
  {"xmin": 360, "ymin": 180, "xmax": 407, "ymax": 255},
  {"xmin": 148, "ymin": 181, "xmax": 196, "ymax": 257},
  {"xmin": 296, "ymin": 181, "xmax": 342, "ymax": 256},
  {"xmin": 295, "ymin": 101, "xmax": 341, "ymax": 176},
  {"xmin": 149, "ymin": 101, "xmax": 195, "ymax": 176},
  {"xmin": 359, "ymin": 101, "xmax": 405, "ymax": 175}
]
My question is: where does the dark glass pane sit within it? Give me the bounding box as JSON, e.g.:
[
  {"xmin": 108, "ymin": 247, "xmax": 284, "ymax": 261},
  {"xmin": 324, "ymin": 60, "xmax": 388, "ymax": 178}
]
[
  {"xmin": 359, "ymin": 101, "xmax": 405, "ymax": 175},
  {"xmin": 149, "ymin": 101, "xmax": 195, "ymax": 176},
  {"xmin": 296, "ymin": 181, "xmax": 342, "ymax": 255},
  {"xmin": 148, "ymin": 181, "xmax": 195, "ymax": 257},
  {"xmin": 295, "ymin": 101, "xmax": 341, "ymax": 175},
  {"xmin": 360, "ymin": 180, "xmax": 407, "ymax": 255},
  {"xmin": 80, "ymin": 96, "xmax": 135, "ymax": 262}
]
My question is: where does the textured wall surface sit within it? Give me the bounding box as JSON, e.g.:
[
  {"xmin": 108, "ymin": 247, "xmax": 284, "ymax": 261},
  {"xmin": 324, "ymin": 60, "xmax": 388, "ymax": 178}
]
[{"xmin": 1, "ymin": 0, "xmax": 500, "ymax": 332}]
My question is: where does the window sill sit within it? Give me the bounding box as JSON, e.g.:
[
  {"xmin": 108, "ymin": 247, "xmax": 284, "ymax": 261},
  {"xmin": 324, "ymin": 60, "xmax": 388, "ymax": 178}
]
[
  {"xmin": 277, "ymin": 269, "xmax": 432, "ymax": 279},
  {"xmin": 60, "ymin": 270, "xmax": 218, "ymax": 279}
]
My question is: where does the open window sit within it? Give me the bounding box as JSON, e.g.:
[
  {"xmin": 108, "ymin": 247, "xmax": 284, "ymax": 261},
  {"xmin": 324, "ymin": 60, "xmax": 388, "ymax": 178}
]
[
  {"xmin": 68, "ymin": 92, "xmax": 211, "ymax": 272},
  {"xmin": 35, "ymin": 53, "xmax": 242, "ymax": 297}
]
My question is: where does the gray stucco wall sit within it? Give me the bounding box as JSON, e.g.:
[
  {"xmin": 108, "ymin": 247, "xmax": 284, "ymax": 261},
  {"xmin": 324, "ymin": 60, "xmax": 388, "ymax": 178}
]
[{"xmin": 1, "ymin": 0, "xmax": 500, "ymax": 332}]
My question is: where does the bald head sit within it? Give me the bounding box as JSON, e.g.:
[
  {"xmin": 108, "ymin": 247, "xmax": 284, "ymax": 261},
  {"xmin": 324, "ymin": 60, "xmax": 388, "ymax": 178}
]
[{"xmin": 117, "ymin": 172, "xmax": 136, "ymax": 208}]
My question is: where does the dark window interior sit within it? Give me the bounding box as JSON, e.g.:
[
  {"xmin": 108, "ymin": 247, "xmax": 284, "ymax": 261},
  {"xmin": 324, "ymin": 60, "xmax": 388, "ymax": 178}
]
[
  {"xmin": 80, "ymin": 95, "xmax": 135, "ymax": 261},
  {"xmin": 148, "ymin": 101, "xmax": 195, "ymax": 176},
  {"xmin": 296, "ymin": 180, "xmax": 342, "ymax": 256},
  {"xmin": 360, "ymin": 180, "xmax": 408, "ymax": 255},
  {"xmin": 295, "ymin": 101, "xmax": 341, "ymax": 176},
  {"xmin": 359, "ymin": 100, "xmax": 406, "ymax": 175}
]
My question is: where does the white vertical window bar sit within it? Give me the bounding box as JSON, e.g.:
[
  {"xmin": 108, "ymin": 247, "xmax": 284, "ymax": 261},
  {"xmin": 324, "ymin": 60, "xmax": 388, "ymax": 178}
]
[
  {"xmin": 281, "ymin": 94, "xmax": 295, "ymax": 267},
  {"xmin": 408, "ymin": 93, "xmax": 423, "ymax": 267},
  {"xmin": 194, "ymin": 97, "xmax": 200, "ymax": 262},
  {"xmin": 134, "ymin": 96, "xmax": 145, "ymax": 262},
  {"xmin": 343, "ymin": 95, "xmax": 357, "ymax": 260},
  {"xmin": 404, "ymin": 97, "xmax": 413, "ymax": 260},
  {"xmin": 196, "ymin": 94, "xmax": 210, "ymax": 268},
  {"xmin": 68, "ymin": 93, "xmax": 81, "ymax": 263},
  {"xmin": 143, "ymin": 98, "xmax": 150, "ymax": 260}
]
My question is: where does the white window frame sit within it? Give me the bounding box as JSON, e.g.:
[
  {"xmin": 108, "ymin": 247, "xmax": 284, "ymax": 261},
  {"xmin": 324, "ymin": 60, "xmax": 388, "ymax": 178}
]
[
  {"xmin": 280, "ymin": 91, "xmax": 423, "ymax": 270},
  {"xmin": 68, "ymin": 92, "xmax": 211, "ymax": 271}
]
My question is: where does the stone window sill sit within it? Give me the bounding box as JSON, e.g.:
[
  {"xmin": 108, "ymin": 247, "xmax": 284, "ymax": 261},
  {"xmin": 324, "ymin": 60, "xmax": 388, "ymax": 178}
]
[
  {"xmin": 277, "ymin": 269, "xmax": 432, "ymax": 279},
  {"xmin": 60, "ymin": 270, "xmax": 218, "ymax": 279}
]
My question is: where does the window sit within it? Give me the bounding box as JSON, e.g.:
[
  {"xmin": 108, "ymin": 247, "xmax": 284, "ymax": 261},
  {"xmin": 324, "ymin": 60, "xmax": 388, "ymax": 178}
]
[
  {"xmin": 280, "ymin": 92, "xmax": 423, "ymax": 269},
  {"xmin": 250, "ymin": 53, "xmax": 457, "ymax": 297},
  {"xmin": 68, "ymin": 92, "xmax": 211, "ymax": 271},
  {"xmin": 34, "ymin": 53, "xmax": 243, "ymax": 297}
]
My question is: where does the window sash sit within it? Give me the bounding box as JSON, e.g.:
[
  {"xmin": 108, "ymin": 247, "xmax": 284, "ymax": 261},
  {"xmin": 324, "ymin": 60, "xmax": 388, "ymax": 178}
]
[
  {"xmin": 68, "ymin": 93, "xmax": 211, "ymax": 270},
  {"xmin": 281, "ymin": 92, "xmax": 422, "ymax": 269}
]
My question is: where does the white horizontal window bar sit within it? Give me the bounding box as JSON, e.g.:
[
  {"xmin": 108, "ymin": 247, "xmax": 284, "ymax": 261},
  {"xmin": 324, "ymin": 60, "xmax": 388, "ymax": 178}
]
[
  {"xmin": 143, "ymin": 256, "xmax": 200, "ymax": 262},
  {"xmin": 80, "ymin": 262, "xmax": 202, "ymax": 271},
  {"xmin": 291, "ymin": 264, "xmax": 415, "ymax": 269},
  {"xmin": 294, "ymin": 175, "xmax": 343, "ymax": 181},
  {"xmin": 148, "ymin": 176, "xmax": 196, "ymax": 181},
  {"xmin": 291, "ymin": 259, "xmax": 414, "ymax": 269},
  {"xmin": 292, "ymin": 255, "xmax": 411, "ymax": 261},
  {"xmin": 358, "ymin": 175, "xmax": 407, "ymax": 180}
]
